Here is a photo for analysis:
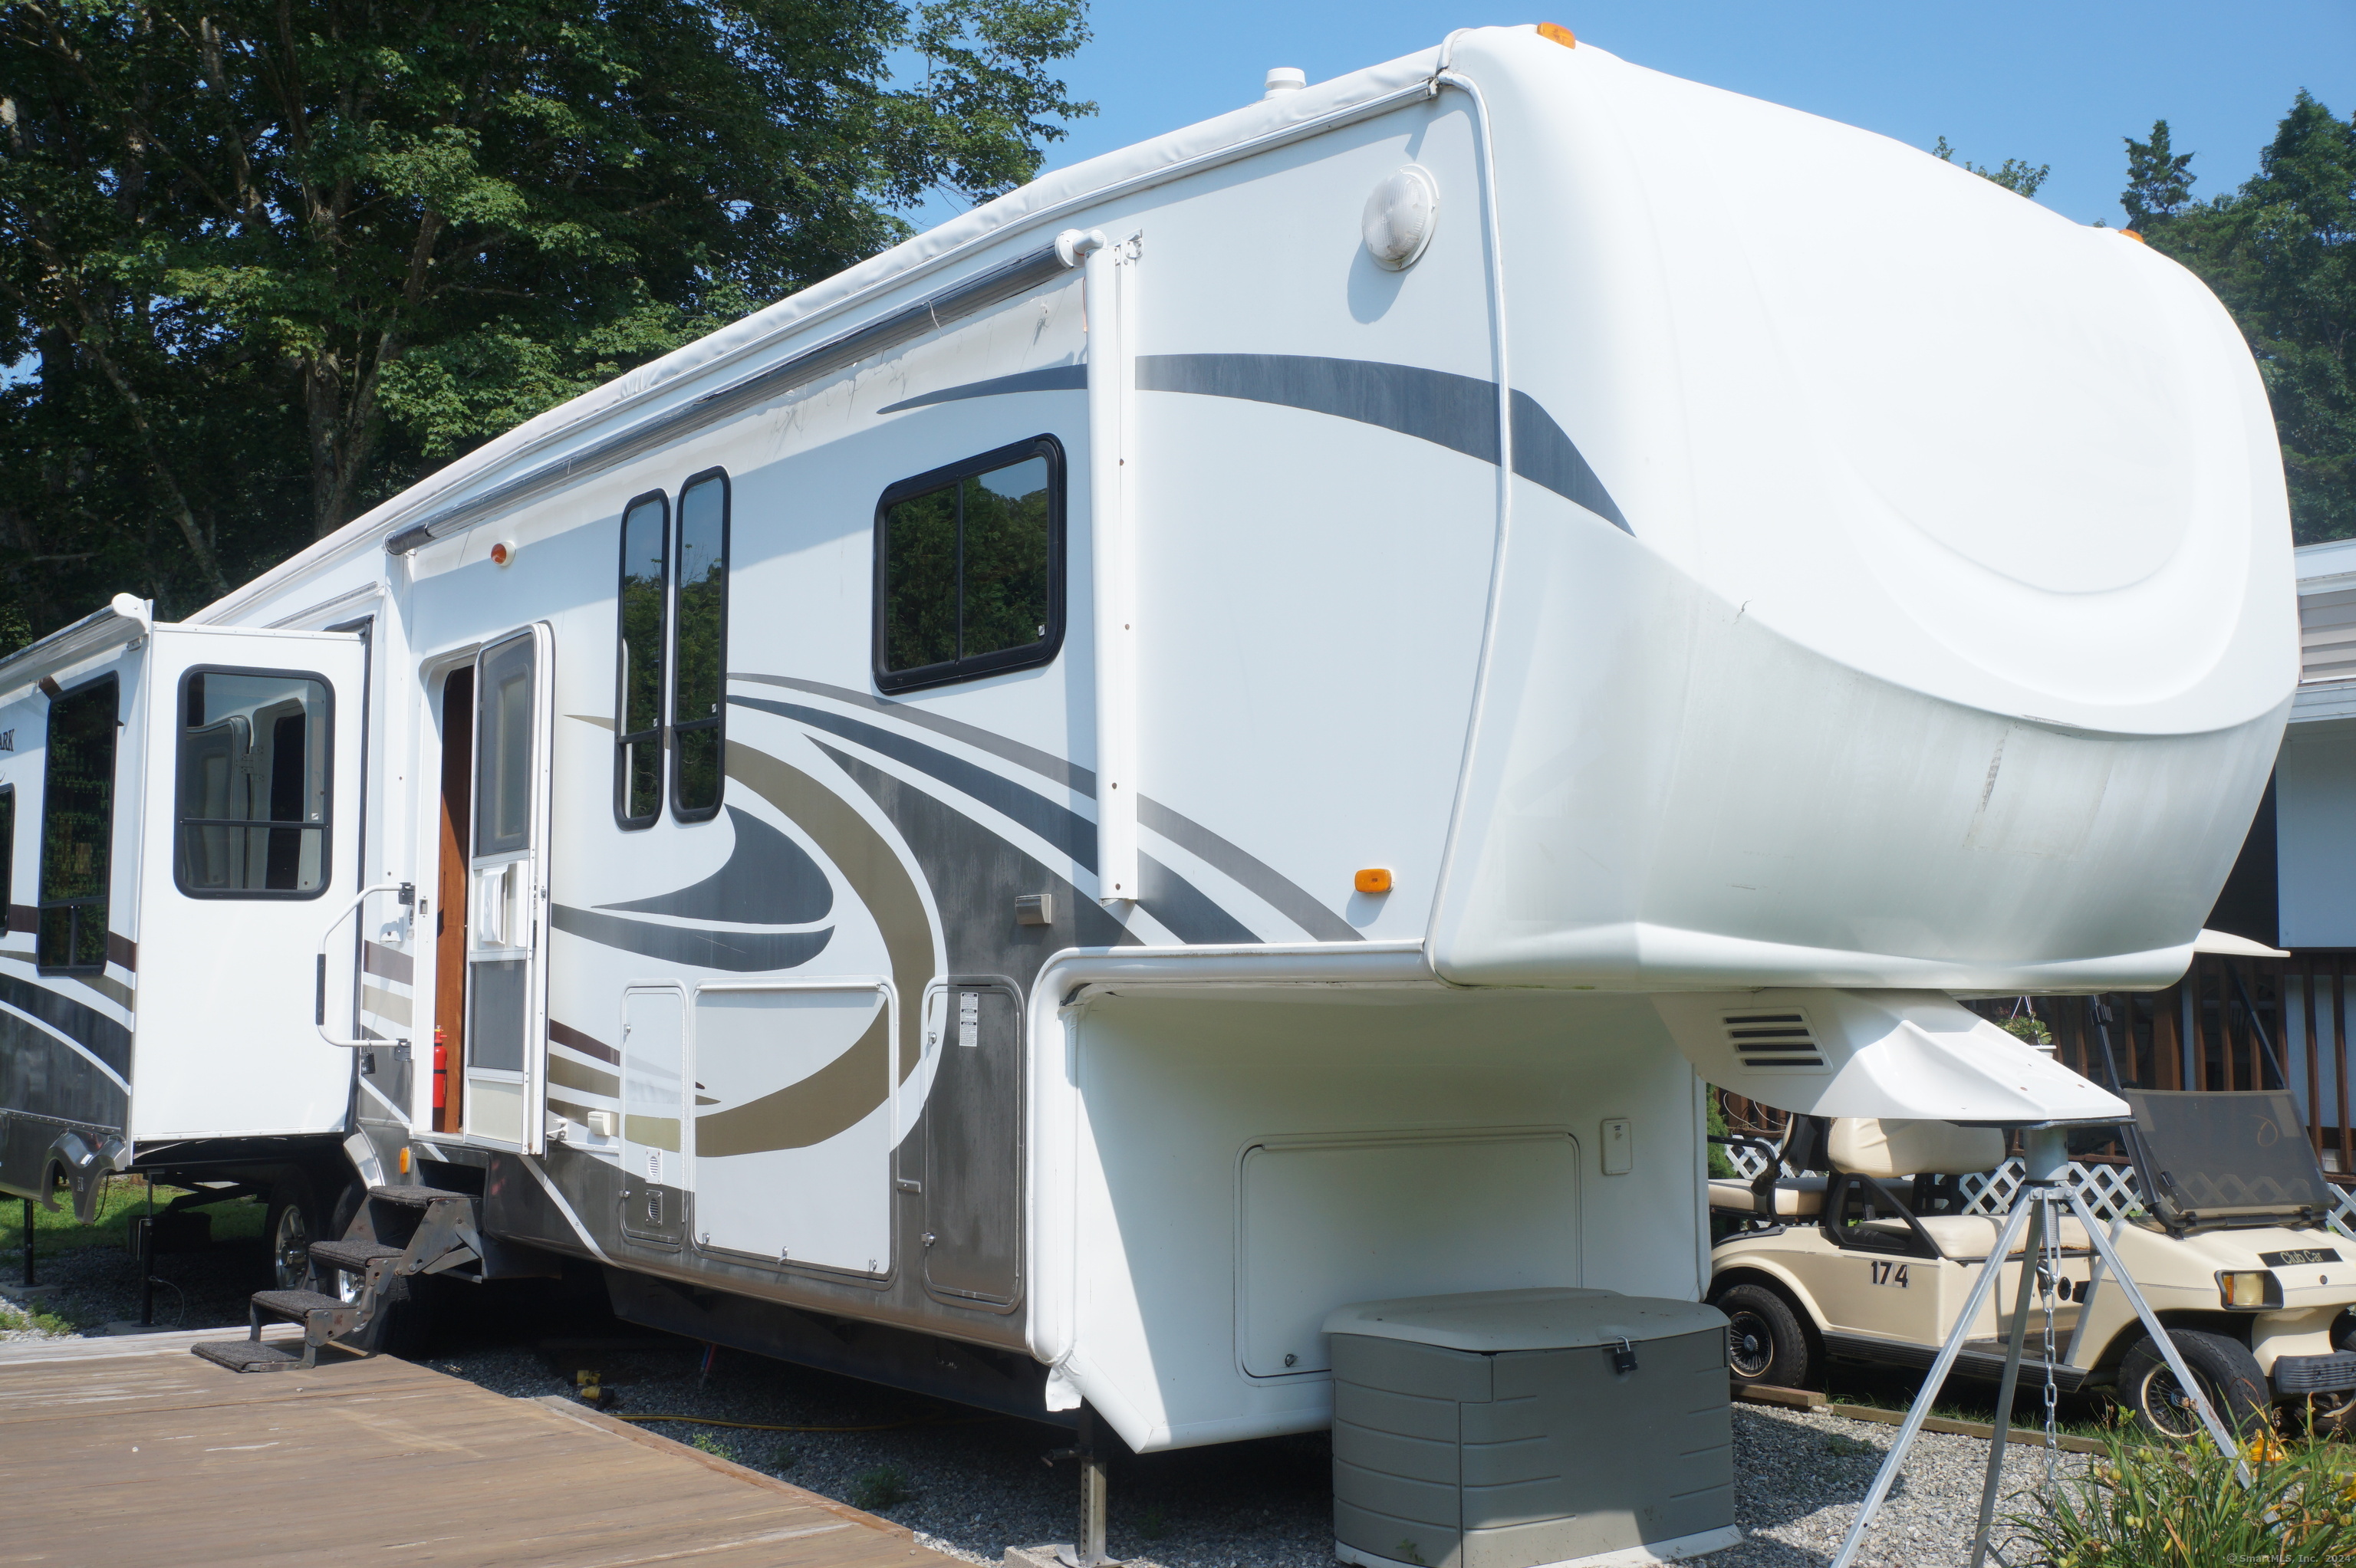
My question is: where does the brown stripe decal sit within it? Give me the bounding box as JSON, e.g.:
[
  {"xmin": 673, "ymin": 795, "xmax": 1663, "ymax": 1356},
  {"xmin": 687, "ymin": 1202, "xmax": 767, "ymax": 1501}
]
[
  {"xmin": 547, "ymin": 1054, "xmax": 621, "ymax": 1100},
  {"xmin": 364, "ymin": 941, "xmax": 413, "ymax": 985},
  {"xmin": 548, "ymin": 1018, "xmax": 620, "ymax": 1066},
  {"xmin": 694, "ymin": 1004, "xmax": 888, "ymax": 1156},
  {"xmin": 723, "ymin": 741, "xmax": 936, "ymax": 1084},
  {"xmin": 6, "ymin": 906, "xmax": 34, "ymax": 935},
  {"xmin": 105, "ymin": 932, "xmax": 136, "ymax": 972}
]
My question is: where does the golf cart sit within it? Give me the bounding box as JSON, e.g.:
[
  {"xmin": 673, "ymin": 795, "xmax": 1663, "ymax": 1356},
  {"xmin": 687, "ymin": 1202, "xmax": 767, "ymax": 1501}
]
[{"xmin": 1706, "ymin": 1091, "xmax": 2356, "ymax": 1436}]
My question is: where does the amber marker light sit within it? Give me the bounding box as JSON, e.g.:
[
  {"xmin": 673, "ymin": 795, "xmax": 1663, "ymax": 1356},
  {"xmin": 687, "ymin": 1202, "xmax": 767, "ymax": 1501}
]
[
  {"xmin": 2217, "ymin": 1270, "xmax": 2282, "ymax": 1309},
  {"xmin": 1355, "ymin": 867, "xmax": 1394, "ymax": 895},
  {"xmin": 398, "ymin": 1147, "xmax": 411, "ymax": 1175},
  {"xmin": 489, "ymin": 540, "xmax": 515, "ymax": 566},
  {"xmin": 1538, "ymin": 22, "xmax": 1576, "ymax": 48}
]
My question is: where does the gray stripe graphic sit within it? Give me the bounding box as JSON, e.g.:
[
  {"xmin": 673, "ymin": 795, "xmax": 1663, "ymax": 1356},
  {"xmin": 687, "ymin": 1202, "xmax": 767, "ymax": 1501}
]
[
  {"xmin": 1135, "ymin": 353, "xmax": 1630, "ymax": 534},
  {"xmin": 877, "ymin": 363, "xmax": 1088, "ymax": 415},
  {"xmin": 1139, "ymin": 853, "xmax": 1260, "ymax": 945},
  {"xmin": 727, "ymin": 676, "xmax": 1361, "ymax": 942},
  {"xmin": 549, "ymin": 905, "xmax": 833, "ymax": 972},
  {"xmin": 731, "ymin": 696, "xmax": 1098, "ymax": 869}
]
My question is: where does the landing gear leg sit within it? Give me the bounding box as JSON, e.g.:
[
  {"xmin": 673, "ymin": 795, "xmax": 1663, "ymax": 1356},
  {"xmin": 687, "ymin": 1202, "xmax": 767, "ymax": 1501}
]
[
  {"xmin": 1057, "ymin": 1403, "xmax": 1117, "ymax": 1567},
  {"xmin": 21, "ymin": 1198, "xmax": 32, "ymax": 1287}
]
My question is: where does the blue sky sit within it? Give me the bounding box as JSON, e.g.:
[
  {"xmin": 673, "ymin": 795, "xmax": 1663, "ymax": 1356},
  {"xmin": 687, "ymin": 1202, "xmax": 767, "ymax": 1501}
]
[{"xmin": 979, "ymin": 2, "xmax": 2356, "ymax": 230}]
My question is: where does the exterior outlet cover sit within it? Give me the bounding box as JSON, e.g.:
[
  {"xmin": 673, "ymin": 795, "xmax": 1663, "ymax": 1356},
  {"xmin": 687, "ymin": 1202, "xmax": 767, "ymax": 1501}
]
[
  {"xmin": 1015, "ymin": 892, "xmax": 1054, "ymax": 926},
  {"xmin": 1601, "ymin": 1117, "xmax": 1634, "ymax": 1176}
]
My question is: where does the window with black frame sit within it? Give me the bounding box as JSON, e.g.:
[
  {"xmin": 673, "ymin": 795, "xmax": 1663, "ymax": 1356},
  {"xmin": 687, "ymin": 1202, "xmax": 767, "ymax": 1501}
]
[
  {"xmin": 173, "ymin": 669, "xmax": 332, "ymax": 897},
  {"xmin": 614, "ymin": 491, "xmax": 668, "ymax": 828},
  {"xmin": 670, "ymin": 469, "xmax": 728, "ymax": 821},
  {"xmin": 38, "ymin": 676, "xmax": 117, "ymax": 970},
  {"xmin": 875, "ymin": 437, "xmax": 1063, "ymax": 693}
]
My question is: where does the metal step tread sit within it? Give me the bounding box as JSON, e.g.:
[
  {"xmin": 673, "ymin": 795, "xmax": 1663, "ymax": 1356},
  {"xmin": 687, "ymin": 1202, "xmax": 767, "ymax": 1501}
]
[
  {"xmin": 252, "ymin": 1288, "xmax": 344, "ymax": 1319},
  {"xmin": 193, "ymin": 1340, "xmax": 302, "ymax": 1372},
  {"xmin": 310, "ymin": 1239, "xmax": 403, "ymax": 1271},
  {"xmin": 368, "ymin": 1185, "xmax": 472, "ymax": 1206}
]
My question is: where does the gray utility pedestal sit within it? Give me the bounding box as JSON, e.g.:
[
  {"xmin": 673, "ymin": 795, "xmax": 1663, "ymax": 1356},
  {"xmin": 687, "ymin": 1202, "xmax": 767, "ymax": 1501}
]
[{"xmin": 1326, "ymin": 1288, "xmax": 1739, "ymax": 1568}]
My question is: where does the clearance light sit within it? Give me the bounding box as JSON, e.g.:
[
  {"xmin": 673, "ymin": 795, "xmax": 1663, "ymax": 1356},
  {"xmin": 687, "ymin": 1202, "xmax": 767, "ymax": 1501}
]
[
  {"xmin": 1355, "ymin": 867, "xmax": 1394, "ymax": 894},
  {"xmin": 398, "ymin": 1146, "xmax": 411, "ymax": 1175},
  {"xmin": 1538, "ymin": 22, "xmax": 1576, "ymax": 48},
  {"xmin": 2217, "ymin": 1270, "xmax": 2282, "ymax": 1310},
  {"xmin": 490, "ymin": 540, "xmax": 515, "ymax": 567},
  {"xmin": 2120, "ymin": 229, "xmax": 2147, "ymax": 245}
]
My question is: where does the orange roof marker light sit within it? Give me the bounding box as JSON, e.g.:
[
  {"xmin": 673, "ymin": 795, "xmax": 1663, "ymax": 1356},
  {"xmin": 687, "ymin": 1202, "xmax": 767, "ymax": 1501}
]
[
  {"xmin": 1355, "ymin": 867, "xmax": 1394, "ymax": 895},
  {"xmin": 1538, "ymin": 22, "xmax": 1576, "ymax": 48}
]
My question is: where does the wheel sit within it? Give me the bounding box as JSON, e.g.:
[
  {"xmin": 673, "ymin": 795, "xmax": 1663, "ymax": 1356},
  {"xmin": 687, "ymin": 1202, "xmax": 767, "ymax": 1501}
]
[
  {"xmin": 2117, "ymin": 1329, "xmax": 2272, "ymax": 1440},
  {"xmin": 1713, "ymin": 1281, "xmax": 1814, "ymax": 1389},
  {"xmin": 264, "ymin": 1170, "xmax": 320, "ymax": 1293}
]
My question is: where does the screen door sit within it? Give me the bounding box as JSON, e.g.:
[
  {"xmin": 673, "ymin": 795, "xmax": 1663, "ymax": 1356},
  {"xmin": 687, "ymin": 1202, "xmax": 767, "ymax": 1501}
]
[{"xmin": 464, "ymin": 626, "xmax": 553, "ymax": 1149}]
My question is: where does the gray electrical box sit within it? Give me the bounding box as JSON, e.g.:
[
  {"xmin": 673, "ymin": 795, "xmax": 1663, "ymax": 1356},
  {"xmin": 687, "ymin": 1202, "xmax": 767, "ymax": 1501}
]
[{"xmin": 1324, "ymin": 1288, "xmax": 1737, "ymax": 1568}]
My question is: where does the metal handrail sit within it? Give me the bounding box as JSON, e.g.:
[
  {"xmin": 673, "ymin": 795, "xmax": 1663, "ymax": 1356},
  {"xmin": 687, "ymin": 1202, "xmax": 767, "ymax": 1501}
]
[{"xmin": 316, "ymin": 881, "xmax": 412, "ymax": 1050}]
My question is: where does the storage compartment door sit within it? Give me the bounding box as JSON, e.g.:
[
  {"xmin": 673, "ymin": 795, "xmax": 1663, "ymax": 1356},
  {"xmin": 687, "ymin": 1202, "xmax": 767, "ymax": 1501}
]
[
  {"xmin": 619, "ymin": 985, "xmax": 686, "ymax": 1246},
  {"xmin": 133, "ymin": 627, "xmax": 369, "ymax": 1139},
  {"xmin": 924, "ymin": 979, "xmax": 1022, "ymax": 1306},
  {"xmin": 692, "ymin": 981, "xmax": 891, "ymax": 1274}
]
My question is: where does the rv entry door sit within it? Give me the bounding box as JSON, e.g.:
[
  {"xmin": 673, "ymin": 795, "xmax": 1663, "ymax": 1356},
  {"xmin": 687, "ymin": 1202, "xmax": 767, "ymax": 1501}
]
[
  {"xmin": 463, "ymin": 627, "xmax": 554, "ymax": 1152},
  {"xmin": 137, "ymin": 626, "xmax": 368, "ymax": 1141}
]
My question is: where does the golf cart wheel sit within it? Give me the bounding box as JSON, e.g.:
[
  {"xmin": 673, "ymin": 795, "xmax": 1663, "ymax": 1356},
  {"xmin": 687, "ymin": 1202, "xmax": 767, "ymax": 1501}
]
[
  {"xmin": 1713, "ymin": 1281, "xmax": 1813, "ymax": 1389},
  {"xmin": 264, "ymin": 1170, "xmax": 319, "ymax": 1294},
  {"xmin": 2117, "ymin": 1329, "xmax": 2271, "ymax": 1441}
]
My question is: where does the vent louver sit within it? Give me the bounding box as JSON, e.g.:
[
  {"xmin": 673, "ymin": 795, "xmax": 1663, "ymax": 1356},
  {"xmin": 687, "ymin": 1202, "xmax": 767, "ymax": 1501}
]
[{"xmin": 1722, "ymin": 1011, "xmax": 1825, "ymax": 1070}]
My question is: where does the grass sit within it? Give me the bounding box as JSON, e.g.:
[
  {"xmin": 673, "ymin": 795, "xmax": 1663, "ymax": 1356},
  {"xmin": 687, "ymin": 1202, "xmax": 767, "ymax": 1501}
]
[
  {"xmin": 689, "ymin": 1433, "xmax": 734, "ymax": 1460},
  {"xmin": 1824, "ymin": 1364, "xmax": 2116, "ymax": 1441},
  {"xmin": 0, "ymin": 1175, "xmax": 266, "ymax": 1264},
  {"xmin": 850, "ymin": 1464, "xmax": 913, "ymax": 1512}
]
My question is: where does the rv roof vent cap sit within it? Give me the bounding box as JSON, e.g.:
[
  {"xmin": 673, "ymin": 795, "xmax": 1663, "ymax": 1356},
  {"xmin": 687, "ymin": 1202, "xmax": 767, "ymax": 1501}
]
[{"xmin": 1263, "ymin": 67, "xmax": 1306, "ymax": 99}]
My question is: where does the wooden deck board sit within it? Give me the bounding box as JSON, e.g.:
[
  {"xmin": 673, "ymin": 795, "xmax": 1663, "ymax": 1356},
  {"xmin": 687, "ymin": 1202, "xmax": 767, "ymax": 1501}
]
[{"xmin": 0, "ymin": 1338, "xmax": 953, "ymax": 1567}]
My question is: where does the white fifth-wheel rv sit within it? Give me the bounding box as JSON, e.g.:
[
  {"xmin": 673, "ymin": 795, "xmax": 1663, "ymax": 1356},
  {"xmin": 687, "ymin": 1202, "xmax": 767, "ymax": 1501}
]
[{"xmin": 0, "ymin": 25, "xmax": 2292, "ymax": 1454}]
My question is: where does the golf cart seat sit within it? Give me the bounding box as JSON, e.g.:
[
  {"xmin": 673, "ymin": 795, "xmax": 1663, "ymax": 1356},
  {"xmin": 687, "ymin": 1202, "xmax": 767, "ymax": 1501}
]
[
  {"xmin": 1707, "ymin": 1174, "xmax": 1830, "ymax": 1217},
  {"xmin": 1857, "ymin": 1211, "xmax": 2094, "ymax": 1260}
]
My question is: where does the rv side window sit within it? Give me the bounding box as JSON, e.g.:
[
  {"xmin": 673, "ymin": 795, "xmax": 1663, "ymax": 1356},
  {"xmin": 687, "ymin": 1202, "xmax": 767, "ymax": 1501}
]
[
  {"xmin": 615, "ymin": 491, "xmax": 668, "ymax": 829},
  {"xmin": 38, "ymin": 676, "xmax": 117, "ymax": 971},
  {"xmin": 173, "ymin": 669, "xmax": 334, "ymax": 899},
  {"xmin": 671, "ymin": 468, "xmax": 728, "ymax": 821},
  {"xmin": 874, "ymin": 436, "xmax": 1064, "ymax": 694}
]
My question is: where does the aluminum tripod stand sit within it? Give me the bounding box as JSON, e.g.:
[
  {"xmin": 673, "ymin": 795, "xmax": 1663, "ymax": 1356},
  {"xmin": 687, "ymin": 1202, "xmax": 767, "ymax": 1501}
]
[{"xmin": 1826, "ymin": 1125, "xmax": 2244, "ymax": 1568}]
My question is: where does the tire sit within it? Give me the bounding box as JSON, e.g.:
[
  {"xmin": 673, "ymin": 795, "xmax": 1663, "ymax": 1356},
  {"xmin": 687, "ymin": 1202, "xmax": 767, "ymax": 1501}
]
[
  {"xmin": 1713, "ymin": 1281, "xmax": 1814, "ymax": 1389},
  {"xmin": 2117, "ymin": 1328, "xmax": 2272, "ymax": 1441},
  {"xmin": 264, "ymin": 1169, "xmax": 320, "ymax": 1294}
]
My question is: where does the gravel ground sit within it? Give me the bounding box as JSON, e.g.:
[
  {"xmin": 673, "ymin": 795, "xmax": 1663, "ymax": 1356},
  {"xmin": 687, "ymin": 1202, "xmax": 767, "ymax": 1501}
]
[{"xmin": 5, "ymin": 1239, "xmax": 2093, "ymax": 1566}]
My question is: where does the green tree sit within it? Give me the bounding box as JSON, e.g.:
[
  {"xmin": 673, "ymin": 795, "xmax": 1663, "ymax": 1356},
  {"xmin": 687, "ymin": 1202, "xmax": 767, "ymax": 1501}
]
[
  {"xmin": 2131, "ymin": 94, "xmax": 2356, "ymax": 544},
  {"xmin": 2122, "ymin": 118, "xmax": 2197, "ymax": 228},
  {"xmin": 0, "ymin": 0, "xmax": 1091, "ymax": 636},
  {"xmin": 1933, "ymin": 135, "xmax": 2049, "ymax": 199}
]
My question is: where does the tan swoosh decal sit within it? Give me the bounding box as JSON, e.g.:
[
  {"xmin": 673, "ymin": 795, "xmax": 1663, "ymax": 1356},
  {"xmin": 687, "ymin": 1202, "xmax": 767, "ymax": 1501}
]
[
  {"xmin": 547, "ymin": 1054, "xmax": 620, "ymax": 1100},
  {"xmin": 723, "ymin": 740, "xmax": 936, "ymax": 1083},
  {"xmin": 693, "ymin": 1005, "xmax": 889, "ymax": 1156}
]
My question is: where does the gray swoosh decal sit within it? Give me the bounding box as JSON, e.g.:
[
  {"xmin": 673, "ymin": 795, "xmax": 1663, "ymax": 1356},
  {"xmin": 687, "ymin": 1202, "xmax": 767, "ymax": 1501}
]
[
  {"xmin": 876, "ymin": 363, "xmax": 1088, "ymax": 415},
  {"xmin": 729, "ymin": 695, "xmax": 1097, "ymax": 871},
  {"xmin": 1135, "ymin": 353, "xmax": 1630, "ymax": 533},
  {"xmin": 549, "ymin": 905, "xmax": 833, "ymax": 972},
  {"xmin": 1139, "ymin": 853, "xmax": 1259, "ymax": 945},
  {"xmin": 730, "ymin": 674, "xmax": 1088, "ymax": 791},
  {"xmin": 598, "ymin": 805, "xmax": 834, "ymax": 923},
  {"xmin": 0, "ymin": 970, "xmax": 130, "ymax": 1076},
  {"xmin": 726, "ymin": 676, "xmax": 1361, "ymax": 942}
]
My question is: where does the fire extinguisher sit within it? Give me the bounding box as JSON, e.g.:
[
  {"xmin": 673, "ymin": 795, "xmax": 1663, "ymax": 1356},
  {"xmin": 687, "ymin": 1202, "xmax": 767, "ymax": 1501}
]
[{"xmin": 433, "ymin": 1024, "xmax": 448, "ymax": 1109}]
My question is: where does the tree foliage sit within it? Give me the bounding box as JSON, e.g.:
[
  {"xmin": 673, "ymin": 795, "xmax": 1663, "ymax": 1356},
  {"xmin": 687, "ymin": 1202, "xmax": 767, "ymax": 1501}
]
[
  {"xmin": 1933, "ymin": 135, "xmax": 2049, "ymax": 199},
  {"xmin": 0, "ymin": 0, "xmax": 1090, "ymax": 636},
  {"xmin": 2130, "ymin": 98, "xmax": 2356, "ymax": 544}
]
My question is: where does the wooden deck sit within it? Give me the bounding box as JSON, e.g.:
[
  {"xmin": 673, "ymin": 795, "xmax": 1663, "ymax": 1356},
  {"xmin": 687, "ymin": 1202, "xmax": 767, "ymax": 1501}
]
[{"xmin": 0, "ymin": 1326, "xmax": 962, "ymax": 1567}]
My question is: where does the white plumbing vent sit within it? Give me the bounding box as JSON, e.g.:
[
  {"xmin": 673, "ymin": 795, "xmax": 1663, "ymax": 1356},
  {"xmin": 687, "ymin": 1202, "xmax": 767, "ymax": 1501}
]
[
  {"xmin": 1720, "ymin": 1010, "xmax": 1825, "ymax": 1070},
  {"xmin": 1263, "ymin": 67, "xmax": 1306, "ymax": 99}
]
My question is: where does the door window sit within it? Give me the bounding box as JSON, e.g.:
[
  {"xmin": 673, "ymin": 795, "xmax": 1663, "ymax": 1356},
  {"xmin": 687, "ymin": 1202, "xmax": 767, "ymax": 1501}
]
[
  {"xmin": 38, "ymin": 676, "xmax": 117, "ymax": 971},
  {"xmin": 475, "ymin": 635, "xmax": 535, "ymax": 858},
  {"xmin": 173, "ymin": 669, "xmax": 332, "ymax": 897},
  {"xmin": 0, "ymin": 785, "xmax": 15, "ymax": 914}
]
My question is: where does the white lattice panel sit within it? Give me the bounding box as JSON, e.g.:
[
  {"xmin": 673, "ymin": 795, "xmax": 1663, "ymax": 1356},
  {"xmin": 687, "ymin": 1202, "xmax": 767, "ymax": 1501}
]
[{"xmin": 1718, "ymin": 1149, "xmax": 2144, "ymax": 1221}]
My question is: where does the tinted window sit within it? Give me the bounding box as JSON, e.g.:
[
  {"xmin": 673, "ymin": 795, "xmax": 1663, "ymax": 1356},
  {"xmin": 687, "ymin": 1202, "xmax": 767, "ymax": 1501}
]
[
  {"xmin": 0, "ymin": 786, "xmax": 14, "ymax": 915},
  {"xmin": 38, "ymin": 676, "xmax": 117, "ymax": 970},
  {"xmin": 615, "ymin": 493, "xmax": 667, "ymax": 828},
  {"xmin": 877, "ymin": 438, "xmax": 1062, "ymax": 693},
  {"xmin": 671, "ymin": 470, "xmax": 728, "ymax": 820},
  {"xmin": 475, "ymin": 634, "xmax": 535, "ymax": 857},
  {"xmin": 174, "ymin": 669, "xmax": 332, "ymax": 897}
]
